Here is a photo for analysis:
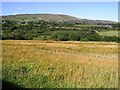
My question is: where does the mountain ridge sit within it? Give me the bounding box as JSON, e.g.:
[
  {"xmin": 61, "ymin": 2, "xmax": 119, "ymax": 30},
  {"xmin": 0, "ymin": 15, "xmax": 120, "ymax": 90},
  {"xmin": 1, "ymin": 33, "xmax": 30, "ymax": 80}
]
[{"xmin": 2, "ymin": 14, "xmax": 116, "ymax": 24}]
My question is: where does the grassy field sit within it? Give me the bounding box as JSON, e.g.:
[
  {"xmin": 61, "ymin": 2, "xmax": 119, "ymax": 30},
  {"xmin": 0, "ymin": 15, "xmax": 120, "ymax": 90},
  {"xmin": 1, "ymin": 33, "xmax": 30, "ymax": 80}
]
[
  {"xmin": 98, "ymin": 30, "xmax": 118, "ymax": 37},
  {"xmin": 74, "ymin": 24, "xmax": 99, "ymax": 27},
  {"xmin": 2, "ymin": 40, "xmax": 118, "ymax": 88}
]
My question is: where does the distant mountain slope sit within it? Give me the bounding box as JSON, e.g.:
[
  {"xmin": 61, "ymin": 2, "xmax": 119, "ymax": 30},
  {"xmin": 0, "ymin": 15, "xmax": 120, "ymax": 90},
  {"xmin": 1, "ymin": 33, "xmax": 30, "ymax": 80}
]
[{"xmin": 2, "ymin": 14, "xmax": 116, "ymax": 24}]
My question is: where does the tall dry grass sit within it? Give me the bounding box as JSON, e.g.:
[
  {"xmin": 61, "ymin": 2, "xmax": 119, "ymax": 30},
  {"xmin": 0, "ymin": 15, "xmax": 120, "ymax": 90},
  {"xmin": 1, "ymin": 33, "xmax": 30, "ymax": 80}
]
[{"xmin": 2, "ymin": 40, "xmax": 118, "ymax": 88}]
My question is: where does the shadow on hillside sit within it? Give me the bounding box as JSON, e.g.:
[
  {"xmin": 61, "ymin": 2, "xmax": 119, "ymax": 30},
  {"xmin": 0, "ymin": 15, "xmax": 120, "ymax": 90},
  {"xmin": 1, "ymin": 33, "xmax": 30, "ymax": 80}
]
[{"xmin": 2, "ymin": 79, "xmax": 24, "ymax": 89}]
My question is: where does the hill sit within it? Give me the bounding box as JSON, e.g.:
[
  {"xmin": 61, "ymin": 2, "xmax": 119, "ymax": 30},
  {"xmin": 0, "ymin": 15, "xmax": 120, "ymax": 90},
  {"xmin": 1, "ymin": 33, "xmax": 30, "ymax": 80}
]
[
  {"xmin": 2, "ymin": 14, "xmax": 119, "ymax": 42},
  {"xmin": 2, "ymin": 14, "xmax": 116, "ymax": 24}
]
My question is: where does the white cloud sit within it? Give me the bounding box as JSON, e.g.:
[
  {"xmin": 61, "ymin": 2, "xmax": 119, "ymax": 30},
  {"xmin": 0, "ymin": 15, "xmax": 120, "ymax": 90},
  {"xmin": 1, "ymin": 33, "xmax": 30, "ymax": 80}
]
[
  {"xmin": 57, "ymin": 13, "xmax": 64, "ymax": 14},
  {"xmin": 13, "ymin": 13, "xmax": 20, "ymax": 15},
  {"xmin": 17, "ymin": 8, "xmax": 22, "ymax": 10}
]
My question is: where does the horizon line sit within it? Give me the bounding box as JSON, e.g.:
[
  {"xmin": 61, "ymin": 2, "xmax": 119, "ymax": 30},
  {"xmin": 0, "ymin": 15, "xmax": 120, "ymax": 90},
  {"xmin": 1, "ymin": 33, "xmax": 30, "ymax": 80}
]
[{"xmin": 2, "ymin": 13, "xmax": 118, "ymax": 22}]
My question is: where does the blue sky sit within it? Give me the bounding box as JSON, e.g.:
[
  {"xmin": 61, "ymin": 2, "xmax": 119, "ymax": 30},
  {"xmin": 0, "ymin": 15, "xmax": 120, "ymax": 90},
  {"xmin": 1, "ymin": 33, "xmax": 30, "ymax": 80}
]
[{"xmin": 2, "ymin": 2, "xmax": 118, "ymax": 21}]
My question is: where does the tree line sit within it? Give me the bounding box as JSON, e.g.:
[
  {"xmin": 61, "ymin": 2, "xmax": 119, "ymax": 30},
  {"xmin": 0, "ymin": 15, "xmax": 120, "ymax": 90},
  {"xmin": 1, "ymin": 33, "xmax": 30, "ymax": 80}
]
[{"xmin": 2, "ymin": 19, "xmax": 119, "ymax": 42}]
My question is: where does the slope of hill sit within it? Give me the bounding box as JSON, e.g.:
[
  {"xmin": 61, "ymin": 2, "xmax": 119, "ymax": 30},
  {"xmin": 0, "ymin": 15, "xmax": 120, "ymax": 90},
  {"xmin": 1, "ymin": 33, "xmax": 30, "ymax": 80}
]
[
  {"xmin": 2, "ymin": 14, "xmax": 81, "ymax": 22},
  {"xmin": 2, "ymin": 14, "xmax": 116, "ymax": 24}
]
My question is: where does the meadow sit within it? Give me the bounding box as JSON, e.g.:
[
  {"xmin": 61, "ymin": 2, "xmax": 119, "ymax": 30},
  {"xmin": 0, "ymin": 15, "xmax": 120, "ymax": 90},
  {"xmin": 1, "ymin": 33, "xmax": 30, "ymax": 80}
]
[
  {"xmin": 2, "ymin": 40, "xmax": 118, "ymax": 88},
  {"xmin": 98, "ymin": 30, "xmax": 118, "ymax": 37}
]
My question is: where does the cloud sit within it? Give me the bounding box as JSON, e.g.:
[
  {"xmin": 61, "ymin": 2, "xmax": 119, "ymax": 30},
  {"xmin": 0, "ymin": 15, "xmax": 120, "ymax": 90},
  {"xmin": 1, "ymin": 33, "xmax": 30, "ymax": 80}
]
[
  {"xmin": 17, "ymin": 8, "xmax": 22, "ymax": 10},
  {"xmin": 57, "ymin": 13, "xmax": 64, "ymax": 14},
  {"xmin": 13, "ymin": 13, "xmax": 20, "ymax": 15}
]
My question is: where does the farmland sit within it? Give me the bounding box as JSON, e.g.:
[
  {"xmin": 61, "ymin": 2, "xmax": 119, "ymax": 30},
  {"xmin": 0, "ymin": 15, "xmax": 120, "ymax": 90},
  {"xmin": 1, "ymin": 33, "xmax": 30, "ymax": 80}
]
[
  {"xmin": 2, "ymin": 14, "xmax": 119, "ymax": 88},
  {"xmin": 2, "ymin": 14, "xmax": 119, "ymax": 42},
  {"xmin": 98, "ymin": 30, "xmax": 119, "ymax": 37},
  {"xmin": 2, "ymin": 40, "xmax": 118, "ymax": 88}
]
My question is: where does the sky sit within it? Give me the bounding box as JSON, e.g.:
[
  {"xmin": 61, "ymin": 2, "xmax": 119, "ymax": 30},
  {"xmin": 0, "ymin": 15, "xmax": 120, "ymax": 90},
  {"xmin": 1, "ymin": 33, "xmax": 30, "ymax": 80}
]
[{"xmin": 2, "ymin": 2, "xmax": 118, "ymax": 21}]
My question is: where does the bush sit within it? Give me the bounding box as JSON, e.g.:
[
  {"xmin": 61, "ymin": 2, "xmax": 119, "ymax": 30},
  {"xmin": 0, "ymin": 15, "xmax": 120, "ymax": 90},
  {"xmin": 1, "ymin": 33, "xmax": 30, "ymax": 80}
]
[
  {"xmin": 23, "ymin": 33, "xmax": 33, "ymax": 40},
  {"xmin": 51, "ymin": 31, "xmax": 69, "ymax": 41},
  {"xmin": 102, "ymin": 36, "xmax": 119, "ymax": 42}
]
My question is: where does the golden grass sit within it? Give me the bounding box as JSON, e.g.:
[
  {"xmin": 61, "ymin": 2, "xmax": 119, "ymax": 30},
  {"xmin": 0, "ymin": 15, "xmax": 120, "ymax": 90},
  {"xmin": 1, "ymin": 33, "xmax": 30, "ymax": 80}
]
[{"xmin": 2, "ymin": 40, "xmax": 118, "ymax": 88}]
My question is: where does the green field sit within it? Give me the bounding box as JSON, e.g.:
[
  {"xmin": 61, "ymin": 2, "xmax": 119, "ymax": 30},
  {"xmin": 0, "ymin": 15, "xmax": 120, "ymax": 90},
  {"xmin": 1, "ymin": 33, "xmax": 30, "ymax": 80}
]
[
  {"xmin": 2, "ymin": 40, "xmax": 118, "ymax": 88},
  {"xmin": 98, "ymin": 30, "xmax": 118, "ymax": 37},
  {"xmin": 74, "ymin": 24, "xmax": 99, "ymax": 27}
]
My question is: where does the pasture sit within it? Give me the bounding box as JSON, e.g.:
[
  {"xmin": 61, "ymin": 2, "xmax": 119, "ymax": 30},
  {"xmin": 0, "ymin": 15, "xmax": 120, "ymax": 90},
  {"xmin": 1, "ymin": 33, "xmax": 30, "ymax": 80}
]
[
  {"xmin": 2, "ymin": 40, "xmax": 118, "ymax": 88},
  {"xmin": 98, "ymin": 30, "xmax": 118, "ymax": 37}
]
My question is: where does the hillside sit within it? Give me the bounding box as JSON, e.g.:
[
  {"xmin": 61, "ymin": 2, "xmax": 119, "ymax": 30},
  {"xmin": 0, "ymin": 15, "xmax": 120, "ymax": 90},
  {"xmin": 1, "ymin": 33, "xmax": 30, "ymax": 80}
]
[
  {"xmin": 2, "ymin": 14, "xmax": 116, "ymax": 24},
  {"xmin": 2, "ymin": 13, "xmax": 119, "ymax": 42}
]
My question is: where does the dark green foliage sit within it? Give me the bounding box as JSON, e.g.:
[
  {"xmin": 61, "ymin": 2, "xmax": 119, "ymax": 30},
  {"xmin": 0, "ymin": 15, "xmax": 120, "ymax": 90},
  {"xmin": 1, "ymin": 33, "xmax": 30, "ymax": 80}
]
[
  {"xmin": 51, "ymin": 31, "xmax": 80, "ymax": 41},
  {"xmin": 2, "ymin": 19, "xmax": 119, "ymax": 42},
  {"xmin": 102, "ymin": 36, "xmax": 119, "ymax": 42},
  {"xmin": 51, "ymin": 31, "xmax": 69, "ymax": 41}
]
